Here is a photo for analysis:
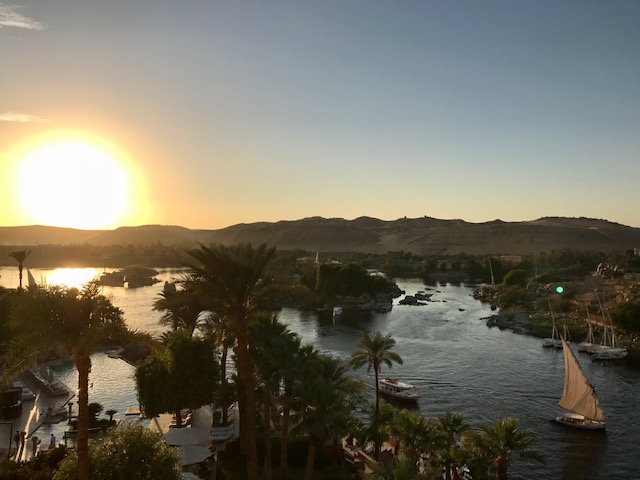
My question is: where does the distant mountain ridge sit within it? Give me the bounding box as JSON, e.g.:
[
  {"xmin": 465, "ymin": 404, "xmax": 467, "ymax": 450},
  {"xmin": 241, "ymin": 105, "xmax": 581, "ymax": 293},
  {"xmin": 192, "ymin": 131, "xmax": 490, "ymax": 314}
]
[{"xmin": 1, "ymin": 216, "xmax": 639, "ymax": 256}]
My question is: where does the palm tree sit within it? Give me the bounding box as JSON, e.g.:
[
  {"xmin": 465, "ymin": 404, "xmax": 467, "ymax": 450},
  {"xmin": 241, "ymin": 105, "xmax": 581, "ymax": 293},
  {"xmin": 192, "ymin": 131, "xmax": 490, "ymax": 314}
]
[
  {"xmin": 9, "ymin": 250, "xmax": 31, "ymax": 291},
  {"xmin": 153, "ymin": 281, "xmax": 204, "ymax": 335},
  {"xmin": 2, "ymin": 283, "xmax": 138, "ymax": 480},
  {"xmin": 438, "ymin": 412, "xmax": 469, "ymax": 447},
  {"xmin": 185, "ymin": 242, "xmax": 276, "ymax": 480},
  {"xmin": 298, "ymin": 354, "xmax": 363, "ymax": 480},
  {"xmin": 464, "ymin": 417, "xmax": 543, "ymax": 480},
  {"xmin": 389, "ymin": 409, "xmax": 436, "ymax": 464},
  {"xmin": 349, "ymin": 330, "xmax": 403, "ymax": 459},
  {"xmin": 199, "ymin": 312, "xmax": 235, "ymax": 425},
  {"xmin": 278, "ymin": 340, "xmax": 317, "ymax": 480},
  {"xmin": 434, "ymin": 412, "xmax": 470, "ymax": 480},
  {"xmin": 369, "ymin": 458, "xmax": 438, "ymax": 480},
  {"xmin": 250, "ymin": 313, "xmax": 298, "ymax": 480}
]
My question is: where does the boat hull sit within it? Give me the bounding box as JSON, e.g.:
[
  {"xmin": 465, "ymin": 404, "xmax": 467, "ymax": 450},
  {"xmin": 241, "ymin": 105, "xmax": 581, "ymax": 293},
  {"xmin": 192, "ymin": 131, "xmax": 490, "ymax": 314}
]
[
  {"xmin": 379, "ymin": 389, "xmax": 419, "ymax": 404},
  {"xmin": 378, "ymin": 378, "xmax": 419, "ymax": 403},
  {"xmin": 553, "ymin": 414, "xmax": 606, "ymax": 430}
]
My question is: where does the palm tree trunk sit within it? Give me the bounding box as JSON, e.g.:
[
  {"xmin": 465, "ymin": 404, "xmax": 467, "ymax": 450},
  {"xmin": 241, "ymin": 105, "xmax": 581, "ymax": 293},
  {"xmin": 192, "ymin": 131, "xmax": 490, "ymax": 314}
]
[
  {"xmin": 237, "ymin": 324, "xmax": 259, "ymax": 480},
  {"xmin": 263, "ymin": 387, "xmax": 272, "ymax": 480},
  {"xmin": 373, "ymin": 367, "xmax": 380, "ymax": 460},
  {"xmin": 18, "ymin": 264, "xmax": 23, "ymax": 291},
  {"xmin": 495, "ymin": 456, "xmax": 508, "ymax": 480},
  {"xmin": 304, "ymin": 437, "xmax": 317, "ymax": 480},
  {"xmin": 75, "ymin": 354, "xmax": 92, "ymax": 480},
  {"xmin": 221, "ymin": 345, "xmax": 229, "ymax": 425},
  {"xmin": 279, "ymin": 383, "xmax": 292, "ymax": 480}
]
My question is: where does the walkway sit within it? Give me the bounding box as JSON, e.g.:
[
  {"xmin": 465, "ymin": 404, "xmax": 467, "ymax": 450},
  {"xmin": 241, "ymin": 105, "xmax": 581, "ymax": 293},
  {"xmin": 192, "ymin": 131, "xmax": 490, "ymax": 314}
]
[{"xmin": 0, "ymin": 372, "xmax": 74, "ymax": 462}]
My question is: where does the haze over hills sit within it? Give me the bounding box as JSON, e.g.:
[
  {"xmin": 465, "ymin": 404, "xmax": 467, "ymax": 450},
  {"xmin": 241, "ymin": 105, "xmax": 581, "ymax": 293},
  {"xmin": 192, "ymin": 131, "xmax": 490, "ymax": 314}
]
[{"xmin": 1, "ymin": 216, "xmax": 640, "ymax": 257}]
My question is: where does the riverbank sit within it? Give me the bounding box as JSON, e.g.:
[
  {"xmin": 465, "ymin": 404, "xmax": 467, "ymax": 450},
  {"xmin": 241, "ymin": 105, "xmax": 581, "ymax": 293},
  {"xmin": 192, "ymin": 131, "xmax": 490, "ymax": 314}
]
[{"xmin": 481, "ymin": 310, "xmax": 640, "ymax": 367}]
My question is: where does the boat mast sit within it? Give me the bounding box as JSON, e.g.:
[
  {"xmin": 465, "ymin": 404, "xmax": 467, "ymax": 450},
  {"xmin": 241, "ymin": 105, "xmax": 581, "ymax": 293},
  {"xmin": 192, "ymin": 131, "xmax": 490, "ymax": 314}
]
[{"xmin": 488, "ymin": 256, "xmax": 495, "ymax": 287}]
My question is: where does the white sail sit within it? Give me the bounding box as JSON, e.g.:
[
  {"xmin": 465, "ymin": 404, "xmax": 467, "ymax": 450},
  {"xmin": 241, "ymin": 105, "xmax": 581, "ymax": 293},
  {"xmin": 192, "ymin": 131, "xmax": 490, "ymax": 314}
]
[
  {"xmin": 558, "ymin": 339, "xmax": 606, "ymax": 422},
  {"xmin": 27, "ymin": 268, "xmax": 38, "ymax": 288}
]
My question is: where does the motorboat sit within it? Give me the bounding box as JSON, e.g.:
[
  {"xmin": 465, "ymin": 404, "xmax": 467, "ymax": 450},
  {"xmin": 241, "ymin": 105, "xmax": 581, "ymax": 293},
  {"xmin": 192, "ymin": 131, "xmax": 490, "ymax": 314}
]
[{"xmin": 378, "ymin": 377, "xmax": 419, "ymax": 403}]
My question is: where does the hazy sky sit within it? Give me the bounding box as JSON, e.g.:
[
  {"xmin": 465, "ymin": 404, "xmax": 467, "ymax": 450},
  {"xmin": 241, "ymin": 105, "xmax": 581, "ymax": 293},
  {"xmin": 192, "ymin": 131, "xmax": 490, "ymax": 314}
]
[{"xmin": 2, "ymin": 1, "xmax": 639, "ymax": 230}]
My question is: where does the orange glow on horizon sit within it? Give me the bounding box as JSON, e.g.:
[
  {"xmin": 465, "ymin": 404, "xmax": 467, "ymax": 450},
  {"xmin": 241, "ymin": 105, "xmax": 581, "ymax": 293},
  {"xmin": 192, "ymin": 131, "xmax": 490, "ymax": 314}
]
[{"xmin": 10, "ymin": 132, "xmax": 150, "ymax": 230}]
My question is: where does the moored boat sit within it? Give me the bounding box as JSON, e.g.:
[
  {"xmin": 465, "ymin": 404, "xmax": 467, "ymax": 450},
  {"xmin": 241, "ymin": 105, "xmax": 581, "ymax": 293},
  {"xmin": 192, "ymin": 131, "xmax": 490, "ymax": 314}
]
[
  {"xmin": 542, "ymin": 300, "xmax": 562, "ymax": 348},
  {"xmin": 378, "ymin": 377, "xmax": 419, "ymax": 403}
]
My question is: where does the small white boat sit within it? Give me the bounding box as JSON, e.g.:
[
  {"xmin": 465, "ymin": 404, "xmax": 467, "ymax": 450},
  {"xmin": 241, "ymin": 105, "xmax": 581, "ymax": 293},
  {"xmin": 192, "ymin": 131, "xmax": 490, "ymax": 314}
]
[
  {"xmin": 378, "ymin": 378, "xmax": 419, "ymax": 403},
  {"xmin": 554, "ymin": 339, "xmax": 606, "ymax": 430},
  {"xmin": 591, "ymin": 347, "xmax": 628, "ymax": 360},
  {"xmin": 584, "ymin": 291, "xmax": 627, "ymax": 361},
  {"xmin": 542, "ymin": 299, "xmax": 563, "ymax": 348},
  {"xmin": 577, "ymin": 305, "xmax": 596, "ymax": 352}
]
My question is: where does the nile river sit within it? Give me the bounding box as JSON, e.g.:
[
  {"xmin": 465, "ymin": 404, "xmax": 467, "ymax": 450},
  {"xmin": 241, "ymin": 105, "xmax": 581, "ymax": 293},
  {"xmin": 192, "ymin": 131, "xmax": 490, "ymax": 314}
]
[{"xmin": 1, "ymin": 267, "xmax": 639, "ymax": 478}]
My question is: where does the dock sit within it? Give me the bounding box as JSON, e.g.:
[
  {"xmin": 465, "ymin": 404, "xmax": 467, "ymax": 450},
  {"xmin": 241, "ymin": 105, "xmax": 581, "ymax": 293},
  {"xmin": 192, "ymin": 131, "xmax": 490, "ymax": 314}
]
[{"xmin": 0, "ymin": 371, "xmax": 74, "ymax": 462}]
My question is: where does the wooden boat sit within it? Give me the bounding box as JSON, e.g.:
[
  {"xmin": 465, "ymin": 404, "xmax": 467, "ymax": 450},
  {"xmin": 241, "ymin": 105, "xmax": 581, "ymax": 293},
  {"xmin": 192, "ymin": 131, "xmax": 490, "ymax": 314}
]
[{"xmin": 554, "ymin": 339, "xmax": 606, "ymax": 430}]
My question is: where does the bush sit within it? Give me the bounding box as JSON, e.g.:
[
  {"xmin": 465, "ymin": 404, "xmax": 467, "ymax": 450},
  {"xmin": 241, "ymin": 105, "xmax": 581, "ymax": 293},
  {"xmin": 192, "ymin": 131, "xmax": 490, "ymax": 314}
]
[
  {"xmin": 53, "ymin": 422, "xmax": 181, "ymax": 480},
  {"xmin": 503, "ymin": 269, "xmax": 530, "ymax": 287}
]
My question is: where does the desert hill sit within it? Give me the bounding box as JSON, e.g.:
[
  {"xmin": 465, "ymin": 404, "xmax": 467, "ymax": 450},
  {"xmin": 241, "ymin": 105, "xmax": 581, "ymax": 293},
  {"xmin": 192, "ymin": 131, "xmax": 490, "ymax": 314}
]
[{"xmin": 1, "ymin": 216, "xmax": 639, "ymax": 256}]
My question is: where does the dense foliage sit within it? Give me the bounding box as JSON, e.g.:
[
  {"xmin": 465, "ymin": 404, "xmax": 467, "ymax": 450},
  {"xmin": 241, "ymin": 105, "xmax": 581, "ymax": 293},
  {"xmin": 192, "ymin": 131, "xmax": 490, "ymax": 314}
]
[
  {"xmin": 135, "ymin": 330, "xmax": 218, "ymax": 422},
  {"xmin": 53, "ymin": 422, "xmax": 181, "ymax": 480},
  {"xmin": 316, "ymin": 262, "xmax": 391, "ymax": 296},
  {"xmin": 611, "ymin": 300, "xmax": 640, "ymax": 333}
]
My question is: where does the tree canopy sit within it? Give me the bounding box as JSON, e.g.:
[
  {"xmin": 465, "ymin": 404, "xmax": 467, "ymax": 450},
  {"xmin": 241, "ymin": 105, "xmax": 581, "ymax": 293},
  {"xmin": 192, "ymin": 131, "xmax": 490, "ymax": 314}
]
[
  {"xmin": 53, "ymin": 422, "xmax": 181, "ymax": 480},
  {"xmin": 135, "ymin": 329, "xmax": 218, "ymax": 423}
]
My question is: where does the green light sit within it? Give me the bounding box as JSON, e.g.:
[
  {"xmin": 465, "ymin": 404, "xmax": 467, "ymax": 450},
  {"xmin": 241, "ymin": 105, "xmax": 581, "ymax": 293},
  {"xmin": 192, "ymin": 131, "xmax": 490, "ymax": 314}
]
[{"xmin": 556, "ymin": 286, "xmax": 564, "ymax": 294}]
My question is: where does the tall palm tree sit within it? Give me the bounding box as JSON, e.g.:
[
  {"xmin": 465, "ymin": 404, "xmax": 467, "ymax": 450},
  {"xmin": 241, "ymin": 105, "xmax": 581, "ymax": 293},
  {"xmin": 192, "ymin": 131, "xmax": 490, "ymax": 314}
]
[
  {"xmin": 9, "ymin": 250, "xmax": 31, "ymax": 291},
  {"xmin": 278, "ymin": 340, "xmax": 316, "ymax": 480},
  {"xmin": 298, "ymin": 354, "xmax": 363, "ymax": 480},
  {"xmin": 349, "ymin": 330, "xmax": 403, "ymax": 459},
  {"xmin": 2, "ymin": 283, "xmax": 138, "ymax": 480},
  {"xmin": 185, "ymin": 242, "xmax": 276, "ymax": 480},
  {"xmin": 200, "ymin": 310, "xmax": 236, "ymax": 427},
  {"xmin": 464, "ymin": 417, "xmax": 543, "ymax": 480},
  {"xmin": 250, "ymin": 313, "xmax": 297, "ymax": 480}
]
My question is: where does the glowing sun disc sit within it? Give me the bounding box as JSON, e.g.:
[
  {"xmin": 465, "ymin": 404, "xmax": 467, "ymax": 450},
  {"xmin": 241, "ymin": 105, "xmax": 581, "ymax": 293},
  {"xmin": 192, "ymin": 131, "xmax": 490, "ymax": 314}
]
[{"xmin": 16, "ymin": 140, "xmax": 131, "ymax": 229}]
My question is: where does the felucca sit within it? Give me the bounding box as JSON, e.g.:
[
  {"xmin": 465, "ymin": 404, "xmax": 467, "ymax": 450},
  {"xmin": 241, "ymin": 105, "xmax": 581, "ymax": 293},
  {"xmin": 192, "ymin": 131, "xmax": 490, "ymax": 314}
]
[{"xmin": 554, "ymin": 339, "xmax": 606, "ymax": 430}]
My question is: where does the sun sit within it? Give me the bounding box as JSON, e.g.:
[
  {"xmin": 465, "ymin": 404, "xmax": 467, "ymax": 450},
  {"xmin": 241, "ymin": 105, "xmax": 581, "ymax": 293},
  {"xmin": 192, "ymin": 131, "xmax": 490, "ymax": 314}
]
[{"xmin": 15, "ymin": 137, "xmax": 134, "ymax": 230}]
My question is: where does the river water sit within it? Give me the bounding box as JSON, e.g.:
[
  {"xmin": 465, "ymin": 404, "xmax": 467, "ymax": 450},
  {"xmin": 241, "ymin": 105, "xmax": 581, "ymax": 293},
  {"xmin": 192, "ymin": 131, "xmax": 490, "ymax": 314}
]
[{"xmin": 1, "ymin": 267, "xmax": 639, "ymax": 478}]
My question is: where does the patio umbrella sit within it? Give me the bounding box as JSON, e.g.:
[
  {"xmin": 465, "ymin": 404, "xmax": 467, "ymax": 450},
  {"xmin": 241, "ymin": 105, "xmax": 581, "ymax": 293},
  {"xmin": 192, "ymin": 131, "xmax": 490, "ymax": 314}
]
[
  {"xmin": 177, "ymin": 445, "xmax": 213, "ymax": 466},
  {"xmin": 164, "ymin": 427, "xmax": 210, "ymax": 446}
]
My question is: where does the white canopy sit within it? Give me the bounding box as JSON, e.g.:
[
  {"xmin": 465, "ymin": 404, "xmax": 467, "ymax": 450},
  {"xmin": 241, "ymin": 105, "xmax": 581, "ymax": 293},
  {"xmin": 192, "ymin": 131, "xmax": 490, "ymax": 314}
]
[{"xmin": 164, "ymin": 427, "xmax": 210, "ymax": 446}]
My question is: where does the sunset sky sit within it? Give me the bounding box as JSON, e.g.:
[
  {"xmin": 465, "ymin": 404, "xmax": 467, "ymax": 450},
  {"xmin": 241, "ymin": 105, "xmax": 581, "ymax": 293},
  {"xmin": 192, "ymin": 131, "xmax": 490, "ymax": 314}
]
[{"xmin": 2, "ymin": 1, "xmax": 639, "ymax": 230}]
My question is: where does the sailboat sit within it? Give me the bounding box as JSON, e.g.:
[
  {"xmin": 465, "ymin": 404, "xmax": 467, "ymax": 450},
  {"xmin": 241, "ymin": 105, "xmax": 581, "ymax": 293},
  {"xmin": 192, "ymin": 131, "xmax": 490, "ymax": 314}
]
[
  {"xmin": 554, "ymin": 338, "xmax": 606, "ymax": 430},
  {"xmin": 585, "ymin": 291, "xmax": 628, "ymax": 360},
  {"xmin": 577, "ymin": 305, "xmax": 596, "ymax": 352},
  {"xmin": 27, "ymin": 268, "xmax": 38, "ymax": 288},
  {"xmin": 542, "ymin": 300, "xmax": 562, "ymax": 348}
]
